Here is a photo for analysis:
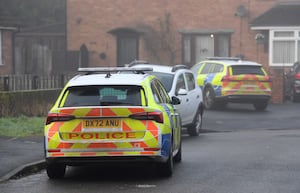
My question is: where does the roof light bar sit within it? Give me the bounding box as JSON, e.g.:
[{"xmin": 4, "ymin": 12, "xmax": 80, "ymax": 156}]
[
  {"xmin": 78, "ymin": 67, "xmax": 153, "ymax": 74},
  {"xmin": 206, "ymin": 57, "xmax": 241, "ymax": 61}
]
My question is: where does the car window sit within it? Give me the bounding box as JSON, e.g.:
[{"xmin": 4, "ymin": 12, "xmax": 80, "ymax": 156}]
[
  {"xmin": 147, "ymin": 71, "xmax": 174, "ymax": 92},
  {"xmin": 185, "ymin": 72, "xmax": 196, "ymax": 91},
  {"xmin": 200, "ymin": 63, "xmax": 213, "ymax": 74},
  {"xmin": 190, "ymin": 63, "xmax": 203, "ymax": 74},
  {"xmin": 61, "ymin": 85, "xmax": 142, "ymax": 107},
  {"xmin": 231, "ymin": 65, "xmax": 265, "ymax": 75},
  {"xmin": 151, "ymin": 79, "xmax": 170, "ymax": 104},
  {"xmin": 212, "ymin": 64, "xmax": 224, "ymax": 73},
  {"xmin": 151, "ymin": 81, "xmax": 163, "ymax": 103},
  {"xmin": 154, "ymin": 79, "xmax": 170, "ymax": 104},
  {"xmin": 176, "ymin": 74, "xmax": 187, "ymax": 93}
]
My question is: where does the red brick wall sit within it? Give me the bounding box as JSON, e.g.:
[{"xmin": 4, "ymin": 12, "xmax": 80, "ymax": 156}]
[
  {"xmin": 67, "ymin": 0, "xmax": 285, "ymax": 102},
  {"xmin": 0, "ymin": 30, "xmax": 14, "ymax": 75}
]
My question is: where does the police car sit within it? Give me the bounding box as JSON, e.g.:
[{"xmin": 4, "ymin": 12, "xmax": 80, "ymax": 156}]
[
  {"xmin": 44, "ymin": 67, "xmax": 182, "ymax": 178},
  {"xmin": 191, "ymin": 57, "xmax": 272, "ymax": 111}
]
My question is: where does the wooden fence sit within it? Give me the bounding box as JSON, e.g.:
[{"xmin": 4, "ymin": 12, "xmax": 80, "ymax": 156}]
[{"xmin": 0, "ymin": 74, "xmax": 74, "ymax": 91}]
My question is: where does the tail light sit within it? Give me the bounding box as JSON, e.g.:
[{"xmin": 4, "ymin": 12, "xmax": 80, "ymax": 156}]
[
  {"xmin": 46, "ymin": 113, "xmax": 75, "ymax": 125},
  {"xmin": 129, "ymin": 112, "xmax": 163, "ymax": 123},
  {"xmin": 295, "ymin": 73, "xmax": 300, "ymax": 79},
  {"xmin": 261, "ymin": 76, "xmax": 272, "ymax": 82},
  {"xmin": 221, "ymin": 66, "xmax": 231, "ymax": 82}
]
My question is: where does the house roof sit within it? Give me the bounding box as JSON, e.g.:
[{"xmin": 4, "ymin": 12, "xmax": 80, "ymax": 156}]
[{"xmin": 251, "ymin": 2, "xmax": 300, "ymax": 28}]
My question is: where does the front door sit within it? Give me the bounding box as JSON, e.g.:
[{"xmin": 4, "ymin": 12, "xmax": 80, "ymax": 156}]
[
  {"xmin": 117, "ymin": 35, "xmax": 138, "ymax": 66},
  {"xmin": 195, "ymin": 35, "xmax": 214, "ymax": 63}
]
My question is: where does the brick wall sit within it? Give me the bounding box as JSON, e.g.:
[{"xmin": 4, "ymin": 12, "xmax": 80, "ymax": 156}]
[
  {"xmin": 0, "ymin": 30, "xmax": 14, "ymax": 75},
  {"xmin": 67, "ymin": 0, "xmax": 285, "ymax": 102}
]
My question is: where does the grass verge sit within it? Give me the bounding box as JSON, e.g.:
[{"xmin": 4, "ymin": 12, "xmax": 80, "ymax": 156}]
[{"xmin": 0, "ymin": 116, "xmax": 45, "ymax": 137}]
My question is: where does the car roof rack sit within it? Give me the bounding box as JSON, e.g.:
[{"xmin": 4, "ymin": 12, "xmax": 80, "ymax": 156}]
[
  {"xmin": 78, "ymin": 67, "xmax": 153, "ymax": 77},
  {"xmin": 171, "ymin": 64, "xmax": 188, "ymax": 72},
  {"xmin": 206, "ymin": 57, "xmax": 241, "ymax": 61}
]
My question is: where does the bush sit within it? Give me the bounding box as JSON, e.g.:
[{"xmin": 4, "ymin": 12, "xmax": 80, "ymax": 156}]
[{"xmin": 0, "ymin": 89, "xmax": 61, "ymax": 117}]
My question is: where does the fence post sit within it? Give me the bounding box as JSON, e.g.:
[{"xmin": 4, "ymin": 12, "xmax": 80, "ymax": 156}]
[
  {"xmin": 4, "ymin": 76, "xmax": 9, "ymax": 91},
  {"xmin": 60, "ymin": 74, "xmax": 65, "ymax": 88},
  {"xmin": 32, "ymin": 75, "xmax": 39, "ymax": 89}
]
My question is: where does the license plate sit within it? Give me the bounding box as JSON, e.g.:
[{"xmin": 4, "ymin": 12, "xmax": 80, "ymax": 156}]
[{"xmin": 83, "ymin": 119, "xmax": 121, "ymax": 129}]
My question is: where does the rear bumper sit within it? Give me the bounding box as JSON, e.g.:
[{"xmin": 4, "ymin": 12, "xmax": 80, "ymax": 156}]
[
  {"xmin": 46, "ymin": 154, "xmax": 167, "ymax": 166},
  {"xmin": 216, "ymin": 95, "xmax": 271, "ymax": 103}
]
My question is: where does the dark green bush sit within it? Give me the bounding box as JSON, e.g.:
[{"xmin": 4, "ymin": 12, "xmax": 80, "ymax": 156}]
[{"xmin": 0, "ymin": 89, "xmax": 61, "ymax": 117}]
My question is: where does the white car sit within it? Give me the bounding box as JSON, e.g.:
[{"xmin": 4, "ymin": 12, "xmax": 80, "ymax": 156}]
[{"xmin": 129, "ymin": 62, "xmax": 204, "ymax": 136}]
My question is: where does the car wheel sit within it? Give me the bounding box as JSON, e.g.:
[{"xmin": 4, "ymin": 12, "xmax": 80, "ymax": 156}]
[
  {"xmin": 291, "ymin": 88, "xmax": 300, "ymax": 102},
  {"xmin": 253, "ymin": 101, "xmax": 268, "ymax": 111},
  {"xmin": 46, "ymin": 163, "xmax": 66, "ymax": 179},
  {"xmin": 173, "ymin": 141, "xmax": 182, "ymax": 163},
  {"xmin": 204, "ymin": 87, "xmax": 215, "ymax": 109},
  {"xmin": 187, "ymin": 108, "xmax": 203, "ymax": 136},
  {"xmin": 157, "ymin": 145, "xmax": 173, "ymax": 177}
]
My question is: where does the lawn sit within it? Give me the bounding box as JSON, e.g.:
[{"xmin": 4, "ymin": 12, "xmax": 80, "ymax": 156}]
[{"xmin": 0, "ymin": 116, "xmax": 46, "ymax": 137}]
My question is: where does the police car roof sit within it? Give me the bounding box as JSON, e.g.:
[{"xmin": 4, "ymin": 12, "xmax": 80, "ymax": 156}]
[
  {"xmin": 68, "ymin": 73, "xmax": 150, "ymax": 87},
  {"xmin": 202, "ymin": 59, "xmax": 262, "ymax": 66}
]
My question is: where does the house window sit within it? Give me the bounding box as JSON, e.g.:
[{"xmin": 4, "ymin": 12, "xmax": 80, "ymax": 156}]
[
  {"xmin": 182, "ymin": 33, "xmax": 231, "ymax": 67},
  {"xmin": 270, "ymin": 29, "xmax": 300, "ymax": 66},
  {"xmin": 0, "ymin": 30, "xmax": 2, "ymax": 65}
]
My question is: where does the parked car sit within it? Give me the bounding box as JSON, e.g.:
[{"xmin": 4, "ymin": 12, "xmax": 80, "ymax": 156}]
[
  {"xmin": 44, "ymin": 67, "xmax": 182, "ymax": 178},
  {"xmin": 285, "ymin": 61, "xmax": 300, "ymax": 102},
  {"xmin": 191, "ymin": 57, "xmax": 272, "ymax": 111},
  {"xmin": 129, "ymin": 62, "xmax": 204, "ymax": 136}
]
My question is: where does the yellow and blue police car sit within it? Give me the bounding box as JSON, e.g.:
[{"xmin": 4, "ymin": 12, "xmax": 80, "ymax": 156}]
[
  {"xmin": 44, "ymin": 67, "xmax": 182, "ymax": 178},
  {"xmin": 191, "ymin": 57, "xmax": 272, "ymax": 111}
]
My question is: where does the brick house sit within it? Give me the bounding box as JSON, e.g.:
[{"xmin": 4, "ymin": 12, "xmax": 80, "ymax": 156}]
[
  {"xmin": 0, "ymin": 26, "xmax": 17, "ymax": 75},
  {"xmin": 66, "ymin": 0, "xmax": 300, "ymax": 103}
]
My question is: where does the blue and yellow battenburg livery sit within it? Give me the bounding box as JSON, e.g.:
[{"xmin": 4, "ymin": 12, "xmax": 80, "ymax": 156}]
[
  {"xmin": 44, "ymin": 67, "xmax": 182, "ymax": 178},
  {"xmin": 191, "ymin": 57, "xmax": 272, "ymax": 110}
]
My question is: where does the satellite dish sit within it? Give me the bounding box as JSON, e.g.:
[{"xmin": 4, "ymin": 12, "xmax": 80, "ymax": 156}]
[{"xmin": 235, "ymin": 5, "xmax": 247, "ymax": 17}]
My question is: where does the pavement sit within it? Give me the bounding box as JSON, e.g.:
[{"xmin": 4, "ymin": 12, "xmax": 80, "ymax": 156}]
[{"xmin": 0, "ymin": 135, "xmax": 45, "ymax": 182}]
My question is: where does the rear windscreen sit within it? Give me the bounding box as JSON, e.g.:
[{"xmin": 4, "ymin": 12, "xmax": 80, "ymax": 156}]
[
  {"xmin": 61, "ymin": 85, "xmax": 142, "ymax": 107},
  {"xmin": 231, "ymin": 65, "xmax": 265, "ymax": 75}
]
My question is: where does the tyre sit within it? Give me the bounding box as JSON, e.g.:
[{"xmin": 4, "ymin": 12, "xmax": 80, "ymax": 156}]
[
  {"xmin": 187, "ymin": 107, "xmax": 203, "ymax": 136},
  {"xmin": 46, "ymin": 163, "xmax": 66, "ymax": 179},
  {"xmin": 291, "ymin": 88, "xmax": 300, "ymax": 102},
  {"xmin": 157, "ymin": 146, "xmax": 173, "ymax": 177},
  {"xmin": 173, "ymin": 141, "xmax": 182, "ymax": 163},
  {"xmin": 203, "ymin": 87, "xmax": 215, "ymax": 109},
  {"xmin": 253, "ymin": 101, "xmax": 268, "ymax": 111}
]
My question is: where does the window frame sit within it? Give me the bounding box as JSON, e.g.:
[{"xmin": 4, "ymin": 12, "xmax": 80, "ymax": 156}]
[
  {"xmin": 269, "ymin": 28, "xmax": 300, "ymax": 67},
  {"xmin": 0, "ymin": 30, "xmax": 2, "ymax": 66}
]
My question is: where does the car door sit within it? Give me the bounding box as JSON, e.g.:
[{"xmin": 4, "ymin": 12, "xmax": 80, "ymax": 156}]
[
  {"xmin": 182, "ymin": 72, "xmax": 201, "ymax": 124},
  {"xmin": 174, "ymin": 73, "xmax": 189, "ymax": 125},
  {"xmin": 152, "ymin": 79, "xmax": 181, "ymax": 151}
]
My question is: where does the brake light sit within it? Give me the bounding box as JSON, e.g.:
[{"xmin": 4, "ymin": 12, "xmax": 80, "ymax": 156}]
[
  {"xmin": 129, "ymin": 112, "xmax": 163, "ymax": 123},
  {"xmin": 221, "ymin": 66, "xmax": 231, "ymax": 81},
  {"xmin": 261, "ymin": 76, "xmax": 272, "ymax": 82},
  {"xmin": 221, "ymin": 75, "xmax": 230, "ymax": 81},
  {"xmin": 295, "ymin": 73, "xmax": 300, "ymax": 79},
  {"xmin": 46, "ymin": 113, "xmax": 75, "ymax": 125}
]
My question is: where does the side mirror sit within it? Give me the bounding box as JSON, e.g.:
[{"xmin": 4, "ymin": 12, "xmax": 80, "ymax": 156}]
[
  {"xmin": 176, "ymin": 88, "xmax": 188, "ymax": 96},
  {"xmin": 171, "ymin": 96, "xmax": 181, "ymax": 105}
]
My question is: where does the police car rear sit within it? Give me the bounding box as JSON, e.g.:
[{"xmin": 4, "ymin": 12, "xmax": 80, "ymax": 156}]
[{"xmin": 44, "ymin": 67, "xmax": 182, "ymax": 178}]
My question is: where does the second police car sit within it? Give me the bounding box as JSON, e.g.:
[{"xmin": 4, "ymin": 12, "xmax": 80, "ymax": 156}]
[
  {"xmin": 191, "ymin": 57, "xmax": 272, "ymax": 111},
  {"xmin": 44, "ymin": 67, "xmax": 182, "ymax": 178}
]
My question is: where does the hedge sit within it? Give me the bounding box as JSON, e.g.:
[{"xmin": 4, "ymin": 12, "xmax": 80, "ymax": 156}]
[{"xmin": 0, "ymin": 89, "xmax": 61, "ymax": 117}]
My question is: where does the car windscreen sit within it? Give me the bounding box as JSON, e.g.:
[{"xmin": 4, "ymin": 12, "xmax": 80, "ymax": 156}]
[
  {"xmin": 61, "ymin": 85, "xmax": 142, "ymax": 107},
  {"xmin": 147, "ymin": 72, "xmax": 174, "ymax": 92},
  {"xmin": 231, "ymin": 65, "xmax": 265, "ymax": 75}
]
